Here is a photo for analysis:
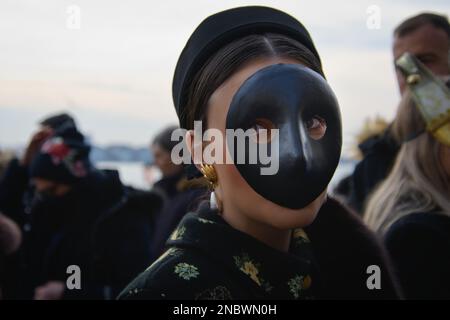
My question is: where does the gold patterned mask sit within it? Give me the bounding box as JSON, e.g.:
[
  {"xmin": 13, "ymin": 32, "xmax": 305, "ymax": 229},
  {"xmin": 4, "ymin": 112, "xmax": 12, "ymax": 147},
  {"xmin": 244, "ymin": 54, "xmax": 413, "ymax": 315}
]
[{"xmin": 396, "ymin": 52, "xmax": 450, "ymax": 147}]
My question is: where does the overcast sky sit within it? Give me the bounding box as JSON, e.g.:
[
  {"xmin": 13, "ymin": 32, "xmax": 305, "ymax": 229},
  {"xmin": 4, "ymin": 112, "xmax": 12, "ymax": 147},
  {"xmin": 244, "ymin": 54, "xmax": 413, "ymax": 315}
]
[{"xmin": 0, "ymin": 0, "xmax": 448, "ymax": 153}]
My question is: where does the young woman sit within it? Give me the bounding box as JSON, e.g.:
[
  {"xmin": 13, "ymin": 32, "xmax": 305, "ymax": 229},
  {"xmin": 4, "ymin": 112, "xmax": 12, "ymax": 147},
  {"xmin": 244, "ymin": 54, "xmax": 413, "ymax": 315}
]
[
  {"xmin": 365, "ymin": 53, "xmax": 450, "ymax": 299},
  {"xmin": 119, "ymin": 6, "xmax": 400, "ymax": 300}
]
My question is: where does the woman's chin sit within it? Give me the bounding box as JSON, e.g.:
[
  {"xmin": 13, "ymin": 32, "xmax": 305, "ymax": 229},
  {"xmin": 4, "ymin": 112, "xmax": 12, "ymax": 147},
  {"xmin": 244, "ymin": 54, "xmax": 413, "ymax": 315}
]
[{"xmin": 261, "ymin": 192, "xmax": 327, "ymax": 229}]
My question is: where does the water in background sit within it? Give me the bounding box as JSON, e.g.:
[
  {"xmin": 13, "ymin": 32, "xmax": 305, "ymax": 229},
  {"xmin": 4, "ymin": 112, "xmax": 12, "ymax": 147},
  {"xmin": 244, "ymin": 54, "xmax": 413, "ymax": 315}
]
[
  {"xmin": 97, "ymin": 159, "xmax": 356, "ymax": 192},
  {"xmin": 96, "ymin": 161, "xmax": 160, "ymax": 190}
]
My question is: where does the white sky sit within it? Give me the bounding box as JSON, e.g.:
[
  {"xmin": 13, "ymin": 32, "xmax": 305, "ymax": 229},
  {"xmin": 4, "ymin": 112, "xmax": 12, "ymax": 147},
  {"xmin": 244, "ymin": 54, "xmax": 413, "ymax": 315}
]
[{"xmin": 0, "ymin": 0, "xmax": 448, "ymax": 153}]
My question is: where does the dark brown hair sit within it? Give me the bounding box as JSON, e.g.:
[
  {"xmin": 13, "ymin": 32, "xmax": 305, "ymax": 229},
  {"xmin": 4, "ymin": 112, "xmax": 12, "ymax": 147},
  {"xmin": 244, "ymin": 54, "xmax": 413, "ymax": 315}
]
[
  {"xmin": 394, "ymin": 12, "xmax": 450, "ymax": 38},
  {"xmin": 151, "ymin": 125, "xmax": 179, "ymax": 152},
  {"xmin": 182, "ymin": 33, "xmax": 323, "ymax": 130}
]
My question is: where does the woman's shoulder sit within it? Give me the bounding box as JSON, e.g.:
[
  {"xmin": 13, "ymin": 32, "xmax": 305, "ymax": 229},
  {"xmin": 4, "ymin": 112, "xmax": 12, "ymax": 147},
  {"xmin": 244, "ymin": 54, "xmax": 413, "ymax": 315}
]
[
  {"xmin": 117, "ymin": 246, "xmax": 233, "ymax": 300},
  {"xmin": 384, "ymin": 211, "xmax": 450, "ymax": 299},
  {"xmin": 385, "ymin": 211, "xmax": 450, "ymax": 245},
  {"xmin": 117, "ymin": 247, "xmax": 199, "ymax": 300}
]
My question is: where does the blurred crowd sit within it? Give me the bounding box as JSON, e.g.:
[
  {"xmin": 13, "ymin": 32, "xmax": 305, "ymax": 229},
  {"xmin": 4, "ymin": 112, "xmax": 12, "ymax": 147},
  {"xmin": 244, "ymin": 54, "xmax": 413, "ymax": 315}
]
[{"xmin": 0, "ymin": 115, "xmax": 206, "ymax": 299}]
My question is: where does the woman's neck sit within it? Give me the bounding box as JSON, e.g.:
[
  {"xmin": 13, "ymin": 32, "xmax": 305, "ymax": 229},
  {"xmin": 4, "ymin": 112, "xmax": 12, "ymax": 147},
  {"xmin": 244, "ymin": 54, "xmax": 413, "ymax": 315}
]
[{"xmin": 221, "ymin": 204, "xmax": 292, "ymax": 252}]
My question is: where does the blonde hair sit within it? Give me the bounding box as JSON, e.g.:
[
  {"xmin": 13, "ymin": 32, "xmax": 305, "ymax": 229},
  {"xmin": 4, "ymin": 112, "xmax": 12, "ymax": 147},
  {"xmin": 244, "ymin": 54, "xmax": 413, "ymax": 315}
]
[{"xmin": 364, "ymin": 91, "xmax": 450, "ymax": 234}]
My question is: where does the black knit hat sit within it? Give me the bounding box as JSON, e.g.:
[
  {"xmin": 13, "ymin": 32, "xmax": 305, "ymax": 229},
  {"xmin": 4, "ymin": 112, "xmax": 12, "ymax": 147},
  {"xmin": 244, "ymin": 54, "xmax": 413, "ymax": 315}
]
[
  {"xmin": 29, "ymin": 125, "xmax": 91, "ymax": 184},
  {"xmin": 172, "ymin": 6, "xmax": 322, "ymax": 128},
  {"xmin": 39, "ymin": 113, "xmax": 76, "ymax": 130}
]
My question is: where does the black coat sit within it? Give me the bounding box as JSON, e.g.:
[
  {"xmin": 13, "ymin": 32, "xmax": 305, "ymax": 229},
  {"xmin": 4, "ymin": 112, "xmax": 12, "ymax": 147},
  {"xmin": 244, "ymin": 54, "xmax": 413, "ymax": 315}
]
[
  {"xmin": 0, "ymin": 159, "xmax": 162, "ymax": 299},
  {"xmin": 0, "ymin": 158, "xmax": 31, "ymax": 227},
  {"xmin": 118, "ymin": 197, "xmax": 401, "ymax": 300},
  {"xmin": 150, "ymin": 172, "xmax": 206, "ymax": 261},
  {"xmin": 384, "ymin": 212, "xmax": 450, "ymax": 299},
  {"xmin": 342, "ymin": 130, "xmax": 399, "ymax": 214}
]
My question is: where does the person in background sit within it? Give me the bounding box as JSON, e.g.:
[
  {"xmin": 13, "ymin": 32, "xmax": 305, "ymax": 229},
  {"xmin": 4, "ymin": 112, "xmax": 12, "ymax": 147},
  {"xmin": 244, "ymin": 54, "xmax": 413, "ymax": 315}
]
[
  {"xmin": 0, "ymin": 112, "xmax": 76, "ymax": 226},
  {"xmin": 0, "ymin": 112, "xmax": 78, "ymax": 299},
  {"xmin": 22, "ymin": 113, "xmax": 76, "ymax": 178},
  {"xmin": 364, "ymin": 53, "xmax": 450, "ymax": 299},
  {"xmin": 149, "ymin": 125, "xmax": 206, "ymax": 261},
  {"xmin": 0, "ymin": 125, "xmax": 161, "ymax": 299},
  {"xmin": 0, "ymin": 212, "xmax": 22, "ymax": 299},
  {"xmin": 343, "ymin": 13, "xmax": 449, "ymax": 214}
]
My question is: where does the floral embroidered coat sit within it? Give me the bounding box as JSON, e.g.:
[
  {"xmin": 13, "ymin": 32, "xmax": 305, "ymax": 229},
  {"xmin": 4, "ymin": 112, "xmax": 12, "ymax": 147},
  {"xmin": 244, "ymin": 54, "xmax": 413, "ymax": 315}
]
[{"xmin": 118, "ymin": 198, "xmax": 401, "ymax": 300}]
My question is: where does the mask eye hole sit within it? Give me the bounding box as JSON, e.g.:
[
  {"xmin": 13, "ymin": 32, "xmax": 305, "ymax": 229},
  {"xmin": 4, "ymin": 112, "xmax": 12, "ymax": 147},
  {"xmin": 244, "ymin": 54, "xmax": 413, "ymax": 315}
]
[
  {"xmin": 305, "ymin": 116, "xmax": 327, "ymax": 140},
  {"xmin": 250, "ymin": 118, "xmax": 276, "ymax": 144}
]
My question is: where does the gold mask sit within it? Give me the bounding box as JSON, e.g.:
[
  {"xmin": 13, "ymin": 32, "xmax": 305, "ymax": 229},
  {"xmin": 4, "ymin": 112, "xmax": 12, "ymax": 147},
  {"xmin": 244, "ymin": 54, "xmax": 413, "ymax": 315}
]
[{"xmin": 396, "ymin": 52, "xmax": 450, "ymax": 147}]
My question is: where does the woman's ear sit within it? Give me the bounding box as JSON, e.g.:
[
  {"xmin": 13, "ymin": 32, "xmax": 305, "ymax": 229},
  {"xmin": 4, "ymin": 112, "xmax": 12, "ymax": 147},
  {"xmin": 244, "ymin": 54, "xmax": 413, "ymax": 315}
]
[{"xmin": 185, "ymin": 130, "xmax": 203, "ymax": 171}]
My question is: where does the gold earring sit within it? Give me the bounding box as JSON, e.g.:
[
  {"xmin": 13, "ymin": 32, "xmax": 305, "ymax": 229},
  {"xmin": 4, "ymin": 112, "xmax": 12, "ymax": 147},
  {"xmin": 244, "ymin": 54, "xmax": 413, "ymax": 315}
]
[{"xmin": 199, "ymin": 164, "xmax": 218, "ymax": 190}]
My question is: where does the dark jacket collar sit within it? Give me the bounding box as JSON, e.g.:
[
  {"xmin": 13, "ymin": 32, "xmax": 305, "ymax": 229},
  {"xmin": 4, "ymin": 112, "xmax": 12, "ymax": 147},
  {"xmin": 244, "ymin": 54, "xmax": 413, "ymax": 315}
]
[
  {"xmin": 359, "ymin": 127, "xmax": 399, "ymax": 157},
  {"xmin": 166, "ymin": 203, "xmax": 320, "ymax": 299}
]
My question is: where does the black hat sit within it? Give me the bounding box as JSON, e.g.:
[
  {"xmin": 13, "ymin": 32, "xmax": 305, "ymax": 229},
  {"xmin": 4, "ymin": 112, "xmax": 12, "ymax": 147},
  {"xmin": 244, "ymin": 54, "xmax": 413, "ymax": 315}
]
[
  {"xmin": 29, "ymin": 125, "xmax": 91, "ymax": 184},
  {"xmin": 39, "ymin": 113, "xmax": 76, "ymax": 130},
  {"xmin": 172, "ymin": 6, "xmax": 322, "ymax": 128}
]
